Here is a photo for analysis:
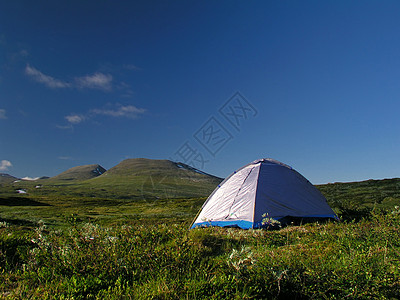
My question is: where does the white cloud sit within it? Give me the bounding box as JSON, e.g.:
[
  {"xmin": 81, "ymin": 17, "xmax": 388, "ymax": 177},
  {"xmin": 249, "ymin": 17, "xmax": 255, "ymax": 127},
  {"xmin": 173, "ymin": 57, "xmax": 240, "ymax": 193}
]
[
  {"xmin": 76, "ymin": 72, "xmax": 113, "ymax": 91},
  {"xmin": 65, "ymin": 114, "xmax": 85, "ymax": 124},
  {"xmin": 11, "ymin": 49, "xmax": 29, "ymax": 61},
  {"xmin": 19, "ymin": 49, "xmax": 29, "ymax": 57},
  {"xmin": 61, "ymin": 104, "xmax": 145, "ymax": 128},
  {"xmin": 0, "ymin": 109, "xmax": 6, "ymax": 119},
  {"xmin": 58, "ymin": 156, "xmax": 73, "ymax": 160},
  {"xmin": 56, "ymin": 124, "xmax": 73, "ymax": 130},
  {"xmin": 123, "ymin": 64, "xmax": 141, "ymax": 71},
  {"xmin": 0, "ymin": 160, "xmax": 12, "ymax": 171},
  {"xmin": 25, "ymin": 64, "xmax": 71, "ymax": 89},
  {"xmin": 117, "ymin": 82, "xmax": 134, "ymax": 98},
  {"xmin": 25, "ymin": 64, "xmax": 113, "ymax": 91},
  {"xmin": 91, "ymin": 105, "xmax": 145, "ymax": 119},
  {"xmin": 22, "ymin": 176, "xmax": 40, "ymax": 181}
]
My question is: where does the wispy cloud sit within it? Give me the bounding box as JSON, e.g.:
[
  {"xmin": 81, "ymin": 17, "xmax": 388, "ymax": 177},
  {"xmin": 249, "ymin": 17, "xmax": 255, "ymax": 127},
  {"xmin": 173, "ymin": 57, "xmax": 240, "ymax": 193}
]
[
  {"xmin": 118, "ymin": 82, "xmax": 134, "ymax": 98},
  {"xmin": 123, "ymin": 64, "xmax": 141, "ymax": 71},
  {"xmin": 25, "ymin": 64, "xmax": 71, "ymax": 89},
  {"xmin": 91, "ymin": 104, "xmax": 145, "ymax": 119},
  {"xmin": 63, "ymin": 104, "xmax": 146, "ymax": 126},
  {"xmin": 25, "ymin": 64, "xmax": 113, "ymax": 91},
  {"xmin": 7, "ymin": 49, "xmax": 29, "ymax": 65},
  {"xmin": 75, "ymin": 73, "xmax": 113, "ymax": 91},
  {"xmin": 65, "ymin": 114, "xmax": 85, "ymax": 124},
  {"xmin": 58, "ymin": 156, "xmax": 73, "ymax": 160},
  {"xmin": 56, "ymin": 124, "xmax": 73, "ymax": 130},
  {"xmin": 0, "ymin": 109, "xmax": 6, "ymax": 119},
  {"xmin": 0, "ymin": 160, "xmax": 12, "ymax": 171},
  {"xmin": 19, "ymin": 49, "xmax": 29, "ymax": 57}
]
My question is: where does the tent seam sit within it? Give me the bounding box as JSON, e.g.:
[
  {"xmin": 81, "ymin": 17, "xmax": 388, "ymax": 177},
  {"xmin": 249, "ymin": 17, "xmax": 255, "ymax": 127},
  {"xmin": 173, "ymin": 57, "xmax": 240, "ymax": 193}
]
[
  {"xmin": 251, "ymin": 163, "xmax": 261, "ymax": 228},
  {"xmin": 226, "ymin": 166, "xmax": 256, "ymax": 220}
]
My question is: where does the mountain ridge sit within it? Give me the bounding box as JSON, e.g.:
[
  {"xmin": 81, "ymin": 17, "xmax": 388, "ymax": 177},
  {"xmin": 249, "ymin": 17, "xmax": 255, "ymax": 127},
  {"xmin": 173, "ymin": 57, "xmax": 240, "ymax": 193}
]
[
  {"xmin": 98, "ymin": 158, "xmax": 221, "ymax": 180},
  {"xmin": 49, "ymin": 164, "xmax": 106, "ymax": 181},
  {"xmin": 0, "ymin": 173, "xmax": 20, "ymax": 184},
  {"xmin": 86, "ymin": 158, "xmax": 222, "ymax": 199}
]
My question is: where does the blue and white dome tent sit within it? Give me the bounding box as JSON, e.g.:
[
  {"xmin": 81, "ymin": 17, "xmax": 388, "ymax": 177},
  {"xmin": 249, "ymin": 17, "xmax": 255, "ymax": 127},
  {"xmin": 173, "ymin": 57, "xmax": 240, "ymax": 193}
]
[{"xmin": 191, "ymin": 158, "xmax": 338, "ymax": 229}]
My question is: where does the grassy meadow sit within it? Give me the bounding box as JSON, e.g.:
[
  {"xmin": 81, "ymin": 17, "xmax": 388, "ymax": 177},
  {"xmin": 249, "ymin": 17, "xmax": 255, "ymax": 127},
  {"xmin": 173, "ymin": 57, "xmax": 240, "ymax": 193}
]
[{"xmin": 1, "ymin": 177, "xmax": 400, "ymax": 298}]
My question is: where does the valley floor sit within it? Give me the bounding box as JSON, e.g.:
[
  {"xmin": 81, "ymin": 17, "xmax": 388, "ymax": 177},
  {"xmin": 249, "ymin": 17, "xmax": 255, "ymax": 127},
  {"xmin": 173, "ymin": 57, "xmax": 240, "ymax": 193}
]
[
  {"xmin": 1, "ymin": 177, "xmax": 400, "ymax": 299},
  {"xmin": 1, "ymin": 207, "xmax": 400, "ymax": 299}
]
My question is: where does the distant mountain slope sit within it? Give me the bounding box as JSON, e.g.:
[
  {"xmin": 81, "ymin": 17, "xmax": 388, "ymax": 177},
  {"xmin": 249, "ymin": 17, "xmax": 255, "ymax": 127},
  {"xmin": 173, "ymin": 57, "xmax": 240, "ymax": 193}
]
[
  {"xmin": 103, "ymin": 158, "xmax": 219, "ymax": 179},
  {"xmin": 317, "ymin": 177, "xmax": 400, "ymax": 211},
  {"xmin": 50, "ymin": 164, "xmax": 106, "ymax": 181},
  {"xmin": 2, "ymin": 159, "xmax": 222, "ymax": 200},
  {"xmin": 87, "ymin": 158, "xmax": 222, "ymax": 199},
  {"xmin": 0, "ymin": 173, "xmax": 20, "ymax": 184}
]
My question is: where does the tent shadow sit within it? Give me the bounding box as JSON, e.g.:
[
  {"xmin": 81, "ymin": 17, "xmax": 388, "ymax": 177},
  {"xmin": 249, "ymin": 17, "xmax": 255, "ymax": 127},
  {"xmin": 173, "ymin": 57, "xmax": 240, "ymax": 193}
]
[
  {"xmin": 277, "ymin": 216, "xmax": 338, "ymax": 227},
  {"xmin": 336, "ymin": 207, "xmax": 374, "ymax": 222}
]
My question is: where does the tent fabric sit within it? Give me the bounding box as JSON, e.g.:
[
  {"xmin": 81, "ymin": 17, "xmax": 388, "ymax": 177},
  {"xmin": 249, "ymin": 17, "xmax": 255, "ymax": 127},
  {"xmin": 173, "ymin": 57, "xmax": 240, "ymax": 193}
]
[{"xmin": 191, "ymin": 158, "xmax": 338, "ymax": 229}]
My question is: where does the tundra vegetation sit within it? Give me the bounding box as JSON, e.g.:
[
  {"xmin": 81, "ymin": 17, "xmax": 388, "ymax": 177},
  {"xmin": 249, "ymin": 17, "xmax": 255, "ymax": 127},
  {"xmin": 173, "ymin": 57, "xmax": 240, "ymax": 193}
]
[{"xmin": 0, "ymin": 177, "xmax": 400, "ymax": 299}]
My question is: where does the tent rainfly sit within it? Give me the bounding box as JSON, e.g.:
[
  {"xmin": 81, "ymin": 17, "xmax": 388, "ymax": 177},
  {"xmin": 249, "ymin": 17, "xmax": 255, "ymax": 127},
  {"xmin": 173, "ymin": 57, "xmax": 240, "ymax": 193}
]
[{"xmin": 191, "ymin": 158, "xmax": 338, "ymax": 229}]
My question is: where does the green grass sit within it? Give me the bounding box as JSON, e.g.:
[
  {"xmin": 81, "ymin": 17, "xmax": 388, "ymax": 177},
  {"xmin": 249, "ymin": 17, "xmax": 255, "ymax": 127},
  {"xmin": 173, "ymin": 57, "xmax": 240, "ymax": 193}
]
[
  {"xmin": 1, "ymin": 211, "xmax": 400, "ymax": 299},
  {"xmin": 0, "ymin": 177, "xmax": 400, "ymax": 298},
  {"xmin": 0, "ymin": 192, "xmax": 205, "ymax": 229},
  {"xmin": 317, "ymin": 178, "xmax": 400, "ymax": 220}
]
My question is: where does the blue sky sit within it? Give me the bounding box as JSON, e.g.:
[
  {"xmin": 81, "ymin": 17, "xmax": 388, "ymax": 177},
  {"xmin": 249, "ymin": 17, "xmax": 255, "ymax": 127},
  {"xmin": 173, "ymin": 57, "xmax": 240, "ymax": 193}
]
[{"xmin": 1, "ymin": 1, "xmax": 400, "ymax": 184}]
